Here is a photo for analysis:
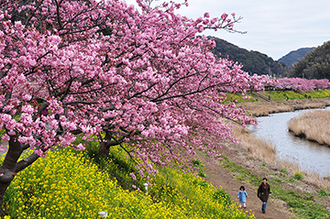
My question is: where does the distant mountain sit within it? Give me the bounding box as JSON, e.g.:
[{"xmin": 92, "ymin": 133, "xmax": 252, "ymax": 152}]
[
  {"xmin": 211, "ymin": 37, "xmax": 288, "ymax": 77},
  {"xmin": 278, "ymin": 47, "xmax": 315, "ymax": 67},
  {"xmin": 288, "ymin": 41, "xmax": 330, "ymax": 79}
]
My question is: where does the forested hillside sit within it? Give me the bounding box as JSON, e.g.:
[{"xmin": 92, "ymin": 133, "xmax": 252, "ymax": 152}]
[
  {"xmin": 278, "ymin": 47, "xmax": 315, "ymax": 67},
  {"xmin": 212, "ymin": 37, "xmax": 288, "ymax": 77},
  {"xmin": 289, "ymin": 40, "xmax": 330, "ymax": 79}
]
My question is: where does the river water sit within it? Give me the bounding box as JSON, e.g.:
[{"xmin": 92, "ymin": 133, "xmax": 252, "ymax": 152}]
[{"xmin": 248, "ymin": 107, "xmax": 330, "ymax": 177}]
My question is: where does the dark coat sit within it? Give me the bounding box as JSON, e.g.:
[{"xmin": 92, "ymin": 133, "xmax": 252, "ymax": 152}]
[{"xmin": 257, "ymin": 182, "xmax": 270, "ymax": 202}]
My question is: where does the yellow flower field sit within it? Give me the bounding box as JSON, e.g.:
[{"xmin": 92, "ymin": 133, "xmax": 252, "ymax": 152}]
[{"xmin": 3, "ymin": 146, "xmax": 254, "ymax": 218}]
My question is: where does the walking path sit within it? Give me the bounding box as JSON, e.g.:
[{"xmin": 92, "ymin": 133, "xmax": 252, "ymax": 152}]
[{"xmin": 196, "ymin": 151, "xmax": 292, "ymax": 219}]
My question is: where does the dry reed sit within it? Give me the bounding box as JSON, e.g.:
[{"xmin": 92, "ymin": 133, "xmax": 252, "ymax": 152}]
[
  {"xmin": 288, "ymin": 110, "xmax": 330, "ymax": 145},
  {"xmin": 238, "ymin": 102, "xmax": 293, "ymax": 117},
  {"xmin": 233, "ymin": 125, "xmax": 277, "ymax": 163},
  {"xmin": 238, "ymin": 97, "xmax": 330, "ymax": 117}
]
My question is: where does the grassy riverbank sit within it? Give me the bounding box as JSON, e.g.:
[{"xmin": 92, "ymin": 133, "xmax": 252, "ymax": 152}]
[
  {"xmin": 235, "ymin": 90, "xmax": 330, "ymax": 116},
  {"xmin": 288, "ymin": 110, "xmax": 330, "ymax": 146}
]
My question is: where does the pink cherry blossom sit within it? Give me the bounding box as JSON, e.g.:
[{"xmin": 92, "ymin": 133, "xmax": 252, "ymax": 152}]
[
  {"xmin": 130, "ymin": 172, "xmax": 137, "ymax": 181},
  {"xmin": 74, "ymin": 143, "xmax": 86, "ymax": 151},
  {"xmin": 0, "ymin": 0, "xmax": 268, "ymax": 213},
  {"xmin": 1, "ymin": 134, "xmax": 10, "ymax": 142},
  {"xmin": 204, "ymin": 12, "xmax": 210, "ymax": 18},
  {"xmin": 0, "ymin": 146, "xmax": 6, "ymax": 152},
  {"xmin": 274, "ymin": 78, "xmax": 330, "ymax": 92}
]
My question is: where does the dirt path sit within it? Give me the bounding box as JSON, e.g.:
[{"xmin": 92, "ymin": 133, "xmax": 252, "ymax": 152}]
[{"xmin": 196, "ymin": 152, "xmax": 291, "ymax": 219}]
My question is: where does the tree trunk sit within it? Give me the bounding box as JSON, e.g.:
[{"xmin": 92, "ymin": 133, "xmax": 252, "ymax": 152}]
[
  {"xmin": 98, "ymin": 132, "xmax": 120, "ymax": 156},
  {"xmin": 99, "ymin": 141, "xmax": 110, "ymax": 156},
  {"xmin": 0, "ymin": 181, "xmax": 12, "ymax": 216},
  {"xmin": 0, "ymin": 136, "xmax": 23, "ymax": 216}
]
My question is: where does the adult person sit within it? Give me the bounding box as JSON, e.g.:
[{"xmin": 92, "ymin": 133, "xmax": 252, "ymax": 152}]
[{"xmin": 257, "ymin": 177, "xmax": 271, "ymax": 213}]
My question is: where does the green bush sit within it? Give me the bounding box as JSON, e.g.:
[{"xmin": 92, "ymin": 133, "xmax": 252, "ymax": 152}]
[
  {"xmin": 198, "ymin": 169, "xmax": 206, "ymax": 177},
  {"xmin": 192, "ymin": 158, "xmax": 204, "ymax": 167},
  {"xmin": 293, "ymin": 171, "xmax": 303, "ymax": 181},
  {"xmin": 213, "ymin": 189, "xmax": 232, "ymax": 207}
]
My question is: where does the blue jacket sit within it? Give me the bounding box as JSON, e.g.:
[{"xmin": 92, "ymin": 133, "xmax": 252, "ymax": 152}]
[{"xmin": 237, "ymin": 190, "xmax": 248, "ymax": 203}]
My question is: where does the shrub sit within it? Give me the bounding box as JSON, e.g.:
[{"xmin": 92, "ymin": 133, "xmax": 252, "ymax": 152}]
[
  {"xmin": 198, "ymin": 169, "xmax": 206, "ymax": 177},
  {"xmin": 293, "ymin": 171, "xmax": 303, "ymax": 181},
  {"xmin": 213, "ymin": 189, "xmax": 232, "ymax": 207},
  {"xmin": 192, "ymin": 158, "xmax": 204, "ymax": 167}
]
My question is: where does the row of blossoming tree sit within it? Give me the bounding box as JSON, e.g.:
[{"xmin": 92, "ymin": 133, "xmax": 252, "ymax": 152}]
[
  {"xmin": 0, "ymin": 0, "xmax": 269, "ymax": 215},
  {"xmin": 273, "ymin": 78, "xmax": 330, "ymax": 92}
]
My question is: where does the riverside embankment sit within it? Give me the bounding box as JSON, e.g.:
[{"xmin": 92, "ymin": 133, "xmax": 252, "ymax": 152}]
[{"xmin": 201, "ymin": 95, "xmax": 330, "ymax": 218}]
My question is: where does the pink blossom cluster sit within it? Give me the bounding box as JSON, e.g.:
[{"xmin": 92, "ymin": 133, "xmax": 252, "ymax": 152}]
[
  {"xmin": 0, "ymin": 0, "xmax": 268, "ymax": 189},
  {"xmin": 274, "ymin": 78, "xmax": 330, "ymax": 92}
]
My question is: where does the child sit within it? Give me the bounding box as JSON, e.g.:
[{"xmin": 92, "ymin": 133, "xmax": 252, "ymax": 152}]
[{"xmin": 237, "ymin": 185, "xmax": 248, "ymax": 208}]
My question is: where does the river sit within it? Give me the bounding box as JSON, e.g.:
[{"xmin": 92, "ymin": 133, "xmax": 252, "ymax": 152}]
[{"xmin": 248, "ymin": 107, "xmax": 330, "ymax": 177}]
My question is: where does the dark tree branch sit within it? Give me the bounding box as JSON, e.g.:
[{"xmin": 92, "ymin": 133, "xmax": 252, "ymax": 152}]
[{"xmin": 15, "ymin": 153, "xmax": 40, "ymax": 173}]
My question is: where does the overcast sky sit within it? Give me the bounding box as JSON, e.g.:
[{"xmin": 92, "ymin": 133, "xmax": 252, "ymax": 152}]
[{"xmin": 123, "ymin": 0, "xmax": 330, "ymax": 60}]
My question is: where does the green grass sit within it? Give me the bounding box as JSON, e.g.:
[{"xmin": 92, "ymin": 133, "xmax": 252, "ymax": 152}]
[
  {"xmin": 258, "ymin": 90, "xmax": 306, "ymax": 101},
  {"xmin": 271, "ymin": 186, "xmax": 328, "ymax": 218},
  {"xmin": 305, "ymin": 89, "xmax": 330, "ymax": 98},
  {"xmin": 224, "ymin": 89, "xmax": 330, "ymax": 103},
  {"xmin": 262, "ymin": 89, "xmax": 330, "ymax": 101},
  {"xmin": 318, "ymin": 189, "xmax": 330, "ymax": 197},
  {"xmin": 279, "ymin": 169, "xmax": 288, "ymax": 175},
  {"xmin": 222, "ymin": 93, "xmax": 258, "ymax": 104}
]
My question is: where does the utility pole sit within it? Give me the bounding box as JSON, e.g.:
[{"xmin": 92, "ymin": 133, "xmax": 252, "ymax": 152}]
[{"xmin": 268, "ymin": 62, "xmax": 272, "ymax": 78}]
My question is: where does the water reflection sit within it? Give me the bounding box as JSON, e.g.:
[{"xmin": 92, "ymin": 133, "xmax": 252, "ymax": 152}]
[{"xmin": 248, "ymin": 107, "xmax": 330, "ymax": 177}]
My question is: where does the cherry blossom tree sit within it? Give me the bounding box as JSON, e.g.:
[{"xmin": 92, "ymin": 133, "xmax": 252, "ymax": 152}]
[
  {"xmin": 275, "ymin": 78, "xmax": 330, "ymax": 92},
  {"xmin": 0, "ymin": 0, "xmax": 267, "ymax": 214},
  {"xmin": 311, "ymin": 79, "xmax": 330, "ymax": 90},
  {"xmin": 275, "ymin": 78, "xmax": 314, "ymax": 92}
]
